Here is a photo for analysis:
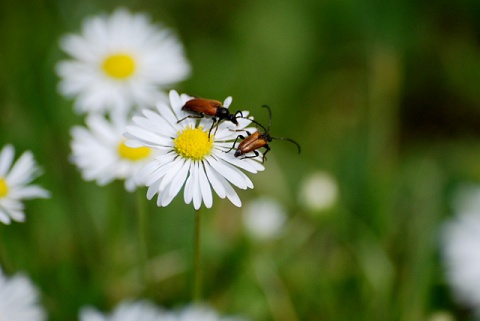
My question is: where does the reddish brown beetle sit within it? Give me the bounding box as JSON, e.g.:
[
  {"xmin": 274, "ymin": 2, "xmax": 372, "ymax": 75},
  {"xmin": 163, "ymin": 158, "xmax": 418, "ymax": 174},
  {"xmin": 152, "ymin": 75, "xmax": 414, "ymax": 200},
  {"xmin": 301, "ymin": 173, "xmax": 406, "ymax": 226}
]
[
  {"xmin": 177, "ymin": 98, "xmax": 243, "ymax": 138},
  {"xmin": 226, "ymin": 105, "xmax": 301, "ymax": 163}
]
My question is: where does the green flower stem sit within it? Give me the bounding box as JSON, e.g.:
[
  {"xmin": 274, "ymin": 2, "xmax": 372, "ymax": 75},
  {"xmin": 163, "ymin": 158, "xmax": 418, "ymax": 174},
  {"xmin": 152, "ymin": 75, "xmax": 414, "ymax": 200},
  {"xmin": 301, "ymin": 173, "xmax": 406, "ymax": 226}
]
[
  {"xmin": 193, "ymin": 208, "xmax": 202, "ymax": 302},
  {"xmin": 136, "ymin": 189, "xmax": 148, "ymax": 288}
]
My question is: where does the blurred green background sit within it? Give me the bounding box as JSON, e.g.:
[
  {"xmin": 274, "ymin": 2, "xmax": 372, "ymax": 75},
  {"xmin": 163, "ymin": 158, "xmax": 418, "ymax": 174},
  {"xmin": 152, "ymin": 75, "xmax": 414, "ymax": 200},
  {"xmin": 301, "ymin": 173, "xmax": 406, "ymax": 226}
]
[{"xmin": 2, "ymin": 0, "xmax": 480, "ymax": 320}]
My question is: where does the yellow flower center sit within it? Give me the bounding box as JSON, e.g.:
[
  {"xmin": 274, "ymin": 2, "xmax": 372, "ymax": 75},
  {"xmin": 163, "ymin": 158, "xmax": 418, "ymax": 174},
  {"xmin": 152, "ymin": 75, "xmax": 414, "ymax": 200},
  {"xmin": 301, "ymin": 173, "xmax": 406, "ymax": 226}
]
[
  {"xmin": 0, "ymin": 178, "xmax": 8, "ymax": 198},
  {"xmin": 118, "ymin": 140, "xmax": 151, "ymax": 161},
  {"xmin": 174, "ymin": 126, "xmax": 213, "ymax": 160},
  {"xmin": 102, "ymin": 53, "xmax": 136, "ymax": 79}
]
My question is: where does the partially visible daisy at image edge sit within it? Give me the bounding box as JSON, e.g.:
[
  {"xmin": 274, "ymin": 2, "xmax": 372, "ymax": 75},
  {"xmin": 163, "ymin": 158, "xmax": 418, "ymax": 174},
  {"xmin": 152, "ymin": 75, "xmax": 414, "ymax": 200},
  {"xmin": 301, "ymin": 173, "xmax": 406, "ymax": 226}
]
[
  {"xmin": 56, "ymin": 8, "xmax": 191, "ymax": 115},
  {"xmin": 80, "ymin": 300, "xmax": 162, "ymax": 321},
  {"xmin": 441, "ymin": 187, "xmax": 480, "ymax": 316},
  {"xmin": 165, "ymin": 304, "xmax": 249, "ymax": 321},
  {"xmin": 70, "ymin": 113, "xmax": 157, "ymax": 192},
  {"xmin": 79, "ymin": 300, "xmax": 249, "ymax": 321},
  {"xmin": 124, "ymin": 90, "xmax": 265, "ymax": 209},
  {"xmin": 0, "ymin": 267, "xmax": 46, "ymax": 321},
  {"xmin": 0, "ymin": 145, "xmax": 50, "ymax": 225}
]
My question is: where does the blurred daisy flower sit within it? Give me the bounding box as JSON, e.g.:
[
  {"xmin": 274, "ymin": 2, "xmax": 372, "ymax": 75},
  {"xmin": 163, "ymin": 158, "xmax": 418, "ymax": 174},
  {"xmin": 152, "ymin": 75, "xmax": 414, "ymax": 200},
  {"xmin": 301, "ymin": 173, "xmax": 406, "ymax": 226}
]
[
  {"xmin": 56, "ymin": 8, "xmax": 190, "ymax": 115},
  {"xmin": 0, "ymin": 145, "xmax": 50, "ymax": 224},
  {"xmin": 299, "ymin": 171, "xmax": 338, "ymax": 212},
  {"xmin": 164, "ymin": 304, "xmax": 249, "ymax": 321},
  {"xmin": 80, "ymin": 301, "xmax": 248, "ymax": 321},
  {"xmin": 70, "ymin": 113, "xmax": 157, "ymax": 192},
  {"xmin": 441, "ymin": 185, "xmax": 480, "ymax": 316},
  {"xmin": 80, "ymin": 300, "xmax": 162, "ymax": 321},
  {"xmin": 124, "ymin": 90, "xmax": 264, "ymax": 209},
  {"xmin": 243, "ymin": 197, "xmax": 287, "ymax": 241},
  {"xmin": 0, "ymin": 268, "xmax": 46, "ymax": 321}
]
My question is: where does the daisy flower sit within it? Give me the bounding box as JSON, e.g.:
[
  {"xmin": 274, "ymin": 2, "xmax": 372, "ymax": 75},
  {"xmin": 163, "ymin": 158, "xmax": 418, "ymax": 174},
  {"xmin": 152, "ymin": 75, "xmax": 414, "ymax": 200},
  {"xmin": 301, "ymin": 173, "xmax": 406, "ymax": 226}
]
[
  {"xmin": 299, "ymin": 171, "xmax": 338, "ymax": 212},
  {"xmin": 441, "ymin": 185, "xmax": 480, "ymax": 316},
  {"xmin": 124, "ymin": 90, "xmax": 264, "ymax": 209},
  {"xmin": 164, "ymin": 304, "xmax": 249, "ymax": 321},
  {"xmin": 243, "ymin": 197, "xmax": 287, "ymax": 241},
  {"xmin": 0, "ymin": 145, "xmax": 50, "ymax": 225},
  {"xmin": 80, "ymin": 300, "xmax": 162, "ymax": 321},
  {"xmin": 56, "ymin": 8, "xmax": 190, "ymax": 115},
  {"xmin": 0, "ymin": 268, "xmax": 46, "ymax": 321},
  {"xmin": 79, "ymin": 301, "xmax": 248, "ymax": 321},
  {"xmin": 70, "ymin": 113, "xmax": 157, "ymax": 192}
]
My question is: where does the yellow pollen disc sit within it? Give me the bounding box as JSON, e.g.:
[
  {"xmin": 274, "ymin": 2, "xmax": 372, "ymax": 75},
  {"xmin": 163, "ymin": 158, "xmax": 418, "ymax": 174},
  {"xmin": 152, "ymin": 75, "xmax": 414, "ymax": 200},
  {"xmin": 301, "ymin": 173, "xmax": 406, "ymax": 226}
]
[
  {"xmin": 0, "ymin": 178, "xmax": 8, "ymax": 198},
  {"xmin": 118, "ymin": 141, "xmax": 151, "ymax": 161},
  {"xmin": 174, "ymin": 126, "xmax": 213, "ymax": 160},
  {"xmin": 102, "ymin": 54, "xmax": 136, "ymax": 79}
]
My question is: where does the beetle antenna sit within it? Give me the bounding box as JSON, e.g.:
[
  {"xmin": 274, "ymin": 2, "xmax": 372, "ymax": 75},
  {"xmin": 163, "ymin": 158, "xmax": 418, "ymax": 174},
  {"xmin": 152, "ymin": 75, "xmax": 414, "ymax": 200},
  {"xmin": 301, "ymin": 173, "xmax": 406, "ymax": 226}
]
[
  {"xmin": 270, "ymin": 136, "xmax": 301, "ymax": 154},
  {"xmin": 236, "ymin": 116, "xmax": 268, "ymax": 132},
  {"xmin": 261, "ymin": 105, "xmax": 272, "ymax": 133}
]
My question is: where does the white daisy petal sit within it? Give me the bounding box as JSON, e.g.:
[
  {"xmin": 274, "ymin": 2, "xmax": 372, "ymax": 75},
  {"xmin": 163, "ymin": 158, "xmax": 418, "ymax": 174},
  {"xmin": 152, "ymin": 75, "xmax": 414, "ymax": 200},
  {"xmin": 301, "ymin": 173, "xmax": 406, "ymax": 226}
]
[
  {"xmin": 192, "ymin": 162, "xmax": 202, "ymax": 210},
  {"xmin": 183, "ymin": 166, "xmax": 195, "ymax": 205},
  {"xmin": 204, "ymin": 163, "xmax": 227, "ymax": 199},
  {"xmin": 223, "ymin": 96, "xmax": 232, "ymax": 108},
  {"xmin": 6, "ymin": 151, "xmax": 37, "ymax": 186},
  {"xmin": 215, "ymin": 151, "xmax": 263, "ymax": 173},
  {"xmin": 10, "ymin": 185, "xmax": 50, "ymax": 200},
  {"xmin": 147, "ymin": 179, "xmax": 161, "ymax": 200},
  {"xmin": 158, "ymin": 157, "xmax": 186, "ymax": 192},
  {"xmin": 205, "ymin": 165, "xmax": 242, "ymax": 207},
  {"xmin": 206, "ymin": 157, "xmax": 250, "ymax": 189},
  {"xmin": 198, "ymin": 163, "xmax": 213, "ymax": 208},
  {"xmin": 0, "ymin": 209, "xmax": 12, "ymax": 224},
  {"xmin": 0, "ymin": 145, "xmax": 15, "ymax": 176},
  {"xmin": 167, "ymin": 159, "xmax": 191, "ymax": 198}
]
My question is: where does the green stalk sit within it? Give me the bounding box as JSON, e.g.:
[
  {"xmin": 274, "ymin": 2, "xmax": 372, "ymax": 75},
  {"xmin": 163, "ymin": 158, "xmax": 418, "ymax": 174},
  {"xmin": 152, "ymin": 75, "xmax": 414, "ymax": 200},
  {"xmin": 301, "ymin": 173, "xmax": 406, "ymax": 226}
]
[
  {"xmin": 193, "ymin": 208, "xmax": 202, "ymax": 302},
  {"xmin": 136, "ymin": 189, "xmax": 148, "ymax": 289}
]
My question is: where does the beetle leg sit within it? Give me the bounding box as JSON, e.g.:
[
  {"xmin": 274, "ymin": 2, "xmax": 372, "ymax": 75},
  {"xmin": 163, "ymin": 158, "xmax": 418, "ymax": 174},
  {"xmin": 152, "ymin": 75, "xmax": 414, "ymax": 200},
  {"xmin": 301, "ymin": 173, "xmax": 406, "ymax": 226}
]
[
  {"xmin": 225, "ymin": 134, "xmax": 245, "ymax": 153},
  {"xmin": 261, "ymin": 144, "xmax": 271, "ymax": 163},
  {"xmin": 177, "ymin": 114, "xmax": 204, "ymax": 124},
  {"xmin": 241, "ymin": 150, "xmax": 260, "ymax": 160},
  {"xmin": 207, "ymin": 118, "xmax": 218, "ymax": 140},
  {"xmin": 234, "ymin": 110, "xmax": 244, "ymax": 120}
]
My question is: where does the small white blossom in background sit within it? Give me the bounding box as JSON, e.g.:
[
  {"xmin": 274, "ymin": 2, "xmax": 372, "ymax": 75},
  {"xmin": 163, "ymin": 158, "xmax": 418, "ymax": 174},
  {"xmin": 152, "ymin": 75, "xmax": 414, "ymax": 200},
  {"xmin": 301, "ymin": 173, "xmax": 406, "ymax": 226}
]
[
  {"xmin": 80, "ymin": 300, "xmax": 162, "ymax": 321},
  {"xmin": 0, "ymin": 268, "xmax": 46, "ymax": 321},
  {"xmin": 0, "ymin": 145, "xmax": 50, "ymax": 224},
  {"xmin": 441, "ymin": 185, "xmax": 480, "ymax": 317},
  {"xmin": 164, "ymin": 304, "xmax": 249, "ymax": 321},
  {"xmin": 243, "ymin": 197, "xmax": 287, "ymax": 241},
  {"xmin": 70, "ymin": 113, "xmax": 157, "ymax": 192},
  {"xmin": 299, "ymin": 171, "xmax": 338, "ymax": 212},
  {"xmin": 56, "ymin": 8, "xmax": 190, "ymax": 115},
  {"xmin": 124, "ymin": 90, "xmax": 264, "ymax": 209},
  {"xmin": 79, "ymin": 300, "xmax": 249, "ymax": 321},
  {"xmin": 426, "ymin": 311, "xmax": 455, "ymax": 321}
]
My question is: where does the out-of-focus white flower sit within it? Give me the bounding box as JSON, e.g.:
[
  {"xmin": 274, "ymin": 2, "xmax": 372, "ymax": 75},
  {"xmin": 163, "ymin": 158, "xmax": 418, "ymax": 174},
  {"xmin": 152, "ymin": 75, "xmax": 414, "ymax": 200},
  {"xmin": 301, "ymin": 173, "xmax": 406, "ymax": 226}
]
[
  {"xmin": 0, "ymin": 145, "xmax": 49, "ymax": 224},
  {"xmin": 124, "ymin": 90, "xmax": 264, "ymax": 209},
  {"xmin": 426, "ymin": 311, "xmax": 455, "ymax": 321},
  {"xmin": 70, "ymin": 113, "xmax": 157, "ymax": 192},
  {"xmin": 56, "ymin": 8, "xmax": 190, "ymax": 115},
  {"xmin": 441, "ymin": 185, "xmax": 480, "ymax": 317},
  {"xmin": 163, "ymin": 304, "xmax": 248, "ymax": 321},
  {"xmin": 299, "ymin": 171, "xmax": 338, "ymax": 212},
  {"xmin": 0, "ymin": 268, "xmax": 46, "ymax": 321},
  {"xmin": 79, "ymin": 301, "xmax": 249, "ymax": 321},
  {"xmin": 243, "ymin": 197, "xmax": 287, "ymax": 241},
  {"xmin": 80, "ymin": 300, "xmax": 162, "ymax": 321}
]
